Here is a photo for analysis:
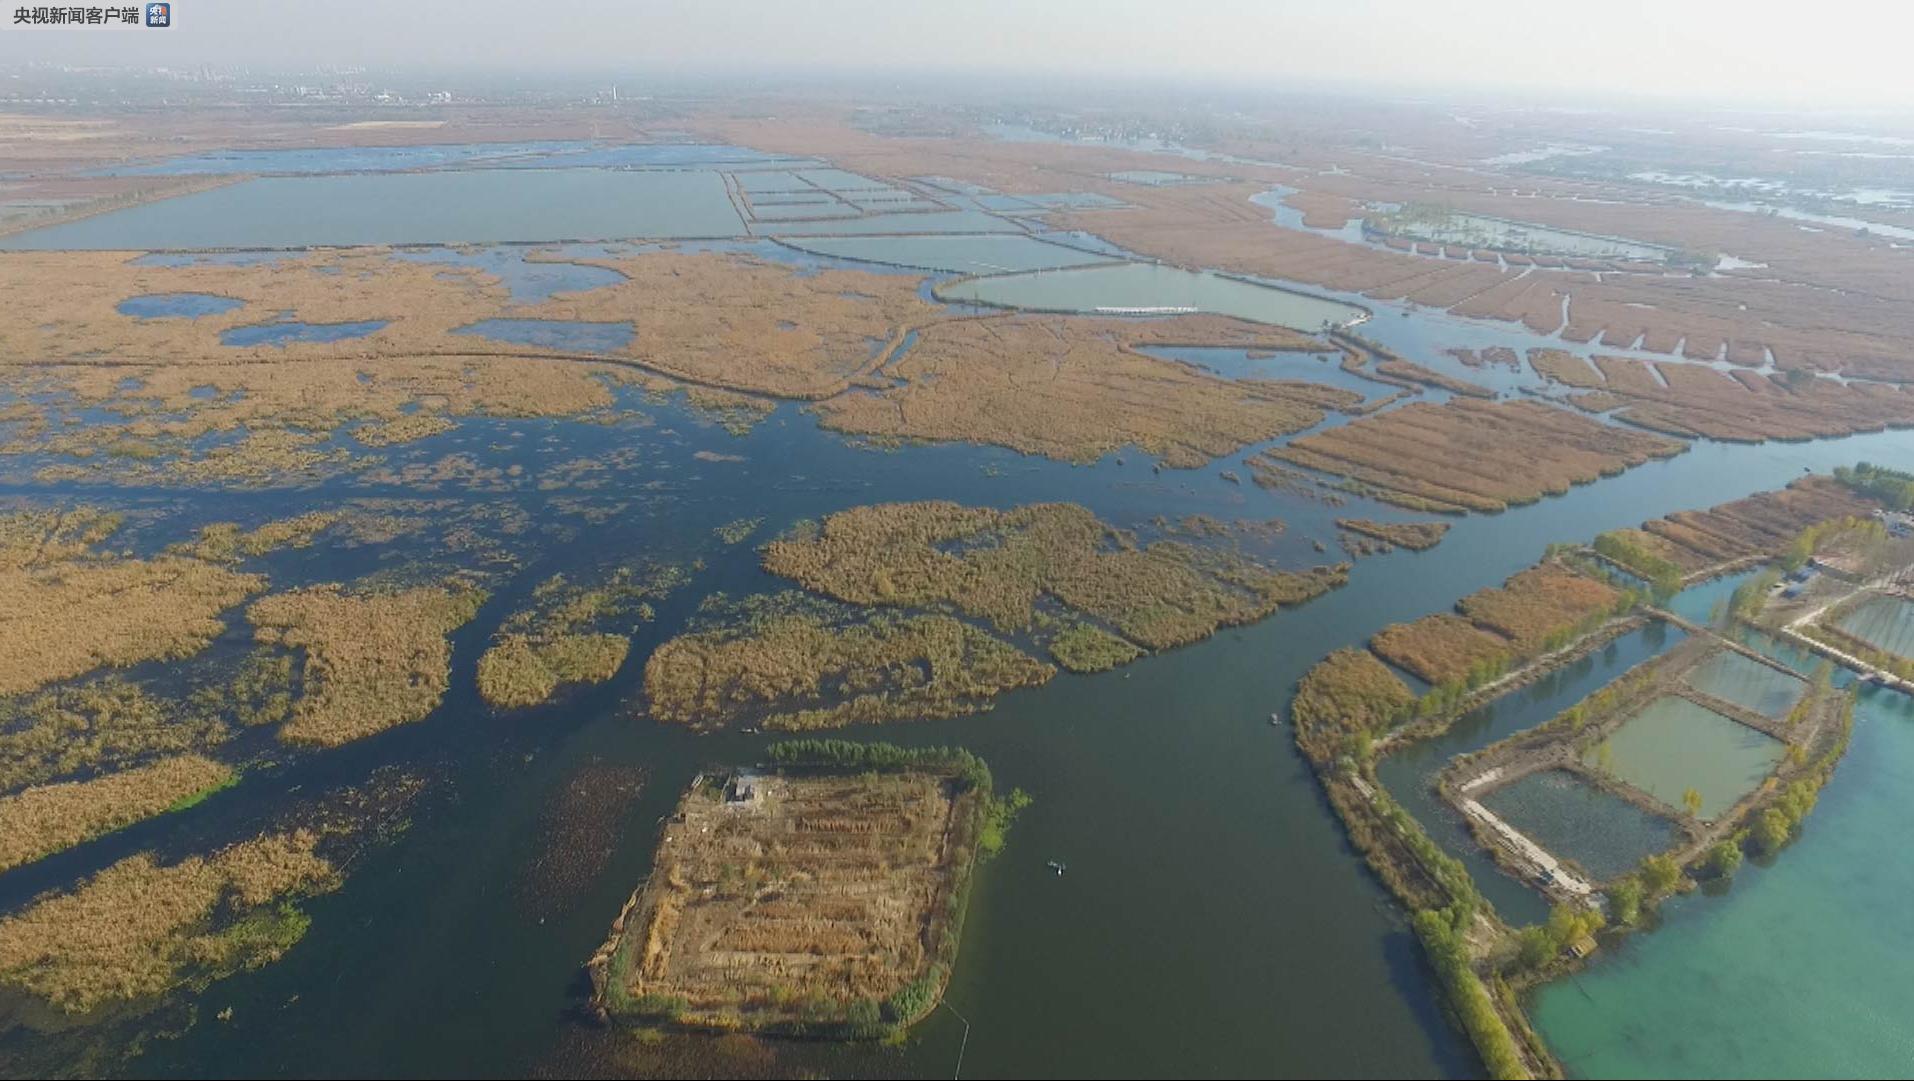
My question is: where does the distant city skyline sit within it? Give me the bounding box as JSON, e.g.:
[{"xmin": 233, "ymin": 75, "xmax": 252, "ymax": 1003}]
[{"xmin": 2, "ymin": 0, "xmax": 1912, "ymax": 111}]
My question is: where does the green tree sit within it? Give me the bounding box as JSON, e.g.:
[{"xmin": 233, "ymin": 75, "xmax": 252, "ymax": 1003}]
[
  {"xmin": 1704, "ymin": 840, "xmax": 1743, "ymax": 878},
  {"xmin": 1753, "ymin": 807, "xmax": 1792, "ymax": 854},
  {"xmin": 1682, "ymin": 787, "xmax": 1704, "ymax": 818},
  {"xmin": 1607, "ymin": 877, "xmax": 1643, "ymax": 925},
  {"xmin": 1639, "ymin": 853, "xmax": 1682, "ymax": 896},
  {"xmin": 1512, "ymin": 926, "xmax": 1554, "ymax": 971}
]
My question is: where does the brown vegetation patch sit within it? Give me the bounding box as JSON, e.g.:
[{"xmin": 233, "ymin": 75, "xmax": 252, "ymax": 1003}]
[
  {"xmin": 1371, "ymin": 359, "xmax": 1495, "ymax": 398},
  {"xmin": 1621, "ymin": 475, "xmax": 1882, "ymax": 574},
  {"xmin": 761, "ymin": 500, "xmax": 1347, "ymax": 651},
  {"xmin": 0, "ymin": 755, "xmax": 234, "ymax": 872},
  {"xmin": 0, "ymin": 830, "xmax": 335, "ymax": 1014},
  {"xmin": 0, "ymin": 669, "xmax": 271, "ymax": 793},
  {"xmin": 1269, "ymin": 399, "xmax": 1685, "ymax": 512},
  {"xmin": 250, "ymin": 580, "xmax": 487, "ymax": 746},
  {"xmin": 643, "ymin": 596, "xmax": 1053, "ymax": 731},
  {"xmin": 1291, "ymin": 648, "xmax": 1414, "ymax": 762},
  {"xmin": 1535, "ymin": 352, "xmax": 1914, "ymax": 442},
  {"xmin": 1372, "ymin": 614, "xmax": 1513, "ymax": 686},
  {"xmin": 477, "ymin": 564, "xmax": 686, "ymax": 708},
  {"xmin": 1334, "ymin": 518, "xmax": 1451, "ymax": 552},
  {"xmin": 599, "ymin": 770, "xmax": 973, "ymax": 1031},
  {"xmin": 1457, "ymin": 566, "xmax": 1621, "ymax": 651},
  {"xmin": 1373, "ymin": 560, "xmax": 1624, "ymax": 684},
  {"xmin": 812, "ymin": 315, "xmax": 1359, "ymax": 468},
  {"xmin": 0, "ymin": 508, "xmax": 264, "ymax": 696},
  {"xmin": 0, "ymin": 248, "xmax": 946, "ymax": 485},
  {"xmin": 540, "ymin": 251, "xmax": 936, "ymax": 399}
]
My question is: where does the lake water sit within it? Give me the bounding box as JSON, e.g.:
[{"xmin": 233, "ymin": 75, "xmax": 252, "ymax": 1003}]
[
  {"xmin": 86, "ymin": 141, "xmax": 796, "ymax": 177},
  {"xmin": 391, "ymin": 247, "xmax": 625, "ymax": 303},
  {"xmin": 1532, "ymin": 686, "xmax": 1914, "ymax": 1077},
  {"xmin": 935, "ymin": 262, "xmax": 1370, "ymax": 332},
  {"xmin": 1, "ymin": 169, "xmax": 747, "ymax": 249}
]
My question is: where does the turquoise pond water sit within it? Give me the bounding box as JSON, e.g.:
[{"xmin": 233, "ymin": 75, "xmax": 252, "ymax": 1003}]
[
  {"xmin": 1533, "ymin": 687, "xmax": 1914, "ymax": 1077},
  {"xmin": 1835, "ymin": 594, "xmax": 1914, "ymax": 660},
  {"xmin": 1586, "ymin": 695, "xmax": 1783, "ymax": 819},
  {"xmin": 1479, "ymin": 769, "xmax": 1679, "ymax": 882},
  {"xmin": 758, "ymin": 208, "xmax": 1011, "ymax": 235},
  {"xmin": 775, "ymin": 234, "xmax": 1114, "ymax": 274},
  {"xmin": 935, "ymin": 261, "xmax": 1369, "ymax": 332},
  {"xmin": 1681, "ymin": 650, "xmax": 1807, "ymax": 718}
]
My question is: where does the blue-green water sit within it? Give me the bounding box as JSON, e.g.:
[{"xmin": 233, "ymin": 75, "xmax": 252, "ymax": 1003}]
[
  {"xmin": 1533, "ymin": 687, "xmax": 1914, "ymax": 1077},
  {"xmin": 1682, "ymin": 650, "xmax": 1807, "ymax": 719},
  {"xmin": 1835, "ymin": 594, "xmax": 1914, "ymax": 660},
  {"xmin": 935, "ymin": 261, "xmax": 1369, "ymax": 332},
  {"xmin": 775, "ymin": 234, "xmax": 1113, "ymax": 274}
]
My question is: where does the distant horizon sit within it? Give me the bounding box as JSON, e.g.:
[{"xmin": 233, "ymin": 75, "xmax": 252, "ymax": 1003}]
[{"xmin": 4, "ymin": 0, "xmax": 1914, "ymax": 114}]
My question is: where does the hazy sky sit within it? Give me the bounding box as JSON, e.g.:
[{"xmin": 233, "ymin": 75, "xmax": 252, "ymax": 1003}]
[{"xmin": 4, "ymin": 0, "xmax": 1913, "ymax": 109}]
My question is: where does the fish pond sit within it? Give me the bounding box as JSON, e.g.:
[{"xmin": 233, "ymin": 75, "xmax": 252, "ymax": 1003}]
[
  {"xmin": 1478, "ymin": 769, "xmax": 1680, "ymax": 882},
  {"xmin": 1584, "ymin": 695, "xmax": 1784, "ymax": 819},
  {"xmin": 1833, "ymin": 594, "xmax": 1914, "ymax": 660},
  {"xmin": 935, "ymin": 261, "xmax": 1369, "ymax": 332},
  {"xmin": 1681, "ymin": 649, "xmax": 1807, "ymax": 719}
]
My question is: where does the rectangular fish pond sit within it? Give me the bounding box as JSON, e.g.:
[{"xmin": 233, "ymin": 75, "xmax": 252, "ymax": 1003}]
[
  {"xmin": 1477, "ymin": 768, "xmax": 1681, "ymax": 883},
  {"xmin": 1584, "ymin": 695, "xmax": 1785, "ymax": 819}
]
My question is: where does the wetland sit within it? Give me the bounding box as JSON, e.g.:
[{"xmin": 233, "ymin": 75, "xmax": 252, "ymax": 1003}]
[{"xmin": 6, "ymin": 105, "xmax": 1914, "ymax": 1081}]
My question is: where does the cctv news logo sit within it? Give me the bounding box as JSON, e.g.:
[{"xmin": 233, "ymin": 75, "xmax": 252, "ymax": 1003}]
[{"xmin": 9, "ymin": 4, "xmax": 171, "ymax": 25}]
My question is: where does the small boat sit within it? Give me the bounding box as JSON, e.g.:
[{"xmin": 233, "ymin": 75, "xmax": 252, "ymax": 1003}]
[
  {"xmin": 1269, "ymin": 713, "xmax": 1282, "ymax": 726},
  {"xmin": 1046, "ymin": 860, "xmax": 1067, "ymax": 876}
]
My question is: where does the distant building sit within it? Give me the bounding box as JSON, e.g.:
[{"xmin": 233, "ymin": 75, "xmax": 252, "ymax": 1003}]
[{"xmin": 723, "ymin": 771, "xmax": 762, "ymax": 806}]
